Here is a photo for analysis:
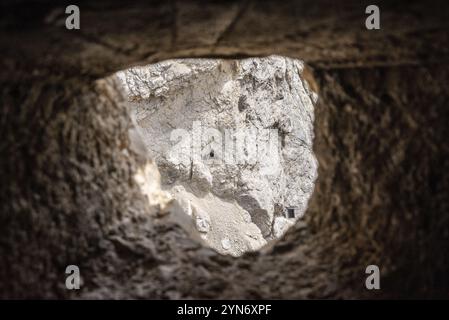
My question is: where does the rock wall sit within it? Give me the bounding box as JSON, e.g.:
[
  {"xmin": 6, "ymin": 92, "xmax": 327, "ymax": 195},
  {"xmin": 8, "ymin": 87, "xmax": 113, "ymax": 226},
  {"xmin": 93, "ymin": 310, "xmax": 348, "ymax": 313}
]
[
  {"xmin": 0, "ymin": 0, "xmax": 448, "ymax": 299},
  {"xmin": 116, "ymin": 56, "xmax": 318, "ymax": 255}
]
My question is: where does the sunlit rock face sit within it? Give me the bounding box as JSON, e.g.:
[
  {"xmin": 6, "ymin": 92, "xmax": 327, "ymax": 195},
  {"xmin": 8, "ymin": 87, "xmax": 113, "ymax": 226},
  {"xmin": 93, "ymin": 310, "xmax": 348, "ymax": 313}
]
[{"xmin": 117, "ymin": 56, "xmax": 318, "ymax": 256}]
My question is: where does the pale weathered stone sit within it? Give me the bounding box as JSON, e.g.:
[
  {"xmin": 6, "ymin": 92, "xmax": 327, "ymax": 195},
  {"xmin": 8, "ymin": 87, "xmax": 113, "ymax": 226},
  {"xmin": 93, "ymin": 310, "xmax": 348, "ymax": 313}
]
[
  {"xmin": 116, "ymin": 55, "xmax": 318, "ymax": 256},
  {"xmin": 273, "ymin": 216, "xmax": 294, "ymax": 238},
  {"xmin": 221, "ymin": 238, "xmax": 231, "ymax": 250},
  {"xmin": 193, "ymin": 207, "xmax": 211, "ymax": 233}
]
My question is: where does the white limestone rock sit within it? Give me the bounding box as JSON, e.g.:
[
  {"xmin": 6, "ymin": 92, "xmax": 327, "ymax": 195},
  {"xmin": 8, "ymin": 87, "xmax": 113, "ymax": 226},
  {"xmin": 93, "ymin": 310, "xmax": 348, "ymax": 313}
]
[
  {"xmin": 117, "ymin": 55, "xmax": 318, "ymax": 256},
  {"xmin": 221, "ymin": 238, "xmax": 231, "ymax": 251},
  {"xmin": 273, "ymin": 216, "xmax": 295, "ymax": 238},
  {"xmin": 193, "ymin": 207, "xmax": 211, "ymax": 234}
]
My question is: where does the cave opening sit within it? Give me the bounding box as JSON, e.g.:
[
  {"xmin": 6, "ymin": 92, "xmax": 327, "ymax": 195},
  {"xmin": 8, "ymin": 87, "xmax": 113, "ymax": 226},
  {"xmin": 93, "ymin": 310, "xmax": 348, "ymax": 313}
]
[
  {"xmin": 113, "ymin": 55, "xmax": 318, "ymax": 257},
  {"xmin": 1, "ymin": 0, "xmax": 448, "ymax": 300}
]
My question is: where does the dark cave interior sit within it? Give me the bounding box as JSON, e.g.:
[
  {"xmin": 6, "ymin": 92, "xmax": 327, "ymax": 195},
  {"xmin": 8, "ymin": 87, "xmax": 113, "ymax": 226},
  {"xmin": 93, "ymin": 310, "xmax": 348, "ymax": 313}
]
[{"xmin": 0, "ymin": 0, "xmax": 448, "ymax": 299}]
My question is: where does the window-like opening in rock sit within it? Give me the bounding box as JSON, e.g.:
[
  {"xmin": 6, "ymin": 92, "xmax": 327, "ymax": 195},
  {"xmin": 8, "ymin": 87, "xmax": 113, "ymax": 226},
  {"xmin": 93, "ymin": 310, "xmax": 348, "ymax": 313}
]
[
  {"xmin": 287, "ymin": 207, "xmax": 296, "ymax": 219},
  {"xmin": 115, "ymin": 55, "xmax": 318, "ymax": 257}
]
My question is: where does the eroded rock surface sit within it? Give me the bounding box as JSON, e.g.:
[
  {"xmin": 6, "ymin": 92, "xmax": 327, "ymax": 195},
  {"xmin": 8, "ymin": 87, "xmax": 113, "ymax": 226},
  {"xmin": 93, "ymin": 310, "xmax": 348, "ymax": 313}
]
[
  {"xmin": 117, "ymin": 56, "xmax": 318, "ymax": 255},
  {"xmin": 1, "ymin": 0, "xmax": 448, "ymax": 299}
]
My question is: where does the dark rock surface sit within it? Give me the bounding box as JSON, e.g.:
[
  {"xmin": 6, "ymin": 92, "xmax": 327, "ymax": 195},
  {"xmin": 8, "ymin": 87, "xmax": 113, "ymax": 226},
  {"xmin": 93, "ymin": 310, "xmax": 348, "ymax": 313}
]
[{"xmin": 0, "ymin": 0, "xmax": 448, "ymax": 298}]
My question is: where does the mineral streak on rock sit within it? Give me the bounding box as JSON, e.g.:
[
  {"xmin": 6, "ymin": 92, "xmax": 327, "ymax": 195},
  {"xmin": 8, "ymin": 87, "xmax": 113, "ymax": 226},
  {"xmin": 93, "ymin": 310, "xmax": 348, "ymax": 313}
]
[{"xmin": 116, "ymin": 56, "xmax": 318, "ymax": 256}]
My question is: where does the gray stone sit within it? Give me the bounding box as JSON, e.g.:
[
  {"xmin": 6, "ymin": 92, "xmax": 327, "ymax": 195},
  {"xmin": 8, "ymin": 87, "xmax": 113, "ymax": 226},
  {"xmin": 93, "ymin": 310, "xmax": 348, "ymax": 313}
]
[{"xmin": 117, "ymin": 56, "xmax": 318, "ymax": 255}]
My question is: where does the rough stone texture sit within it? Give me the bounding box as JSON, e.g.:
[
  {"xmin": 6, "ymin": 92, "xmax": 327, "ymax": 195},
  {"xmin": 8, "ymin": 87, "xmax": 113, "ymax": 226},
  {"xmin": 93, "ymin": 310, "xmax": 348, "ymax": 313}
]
[
  {"xmin": 116, "ymin": 56, "xmax": 318, "ymax": 255},
  {"xmin": 0, "ymin": 0, "xmax": 448, "ymax": 299}
]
